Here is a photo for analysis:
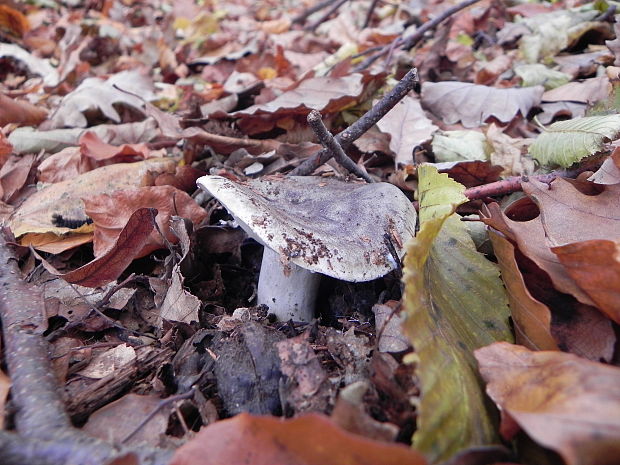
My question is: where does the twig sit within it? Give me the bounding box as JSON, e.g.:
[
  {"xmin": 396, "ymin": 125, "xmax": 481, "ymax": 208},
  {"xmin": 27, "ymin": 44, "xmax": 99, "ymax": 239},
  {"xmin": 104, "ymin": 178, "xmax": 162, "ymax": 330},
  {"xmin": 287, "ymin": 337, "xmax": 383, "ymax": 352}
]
[
  {"xmin": 0, "ymin": 233, "xmax": 172, "ymax": 465},
  {"xmin": 463, "ymin": 161, "xmax": 603, "ymax": 201},
  {"xmin": 290, "ymin": 67, "xmax": 419, "ymax": 176},
  {"xmin": 362, "ymin": 0, "xmax": 381, "ymax": 28},
  {"xmin": 305, "ymin": 0, "xmax": 349, "ymax": 31},
  {"xmin": 353, "ymin": 0, "xmax": 482, "ymax": 72},
  {"xmin": 292, "ymin": 0, "xmax": 341, "ymax": 24},
  {"xmin": 306, "ymin": 110, "xmax": 374, "ymax": 182}
]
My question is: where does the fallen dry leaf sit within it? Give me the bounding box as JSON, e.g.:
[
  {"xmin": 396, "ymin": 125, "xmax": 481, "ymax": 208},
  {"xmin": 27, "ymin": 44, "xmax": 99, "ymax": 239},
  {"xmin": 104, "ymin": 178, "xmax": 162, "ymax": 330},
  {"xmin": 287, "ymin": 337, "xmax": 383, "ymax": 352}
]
[
  {"xmin": 170, "ymin": 412, "xmax": 427, "ymax": 465},
  {"xmin": 83, "ymin": 393, "xmax": 170, "ymax": 447},
  {"xmin": 8, "ymin": 158, "xmax": 176, "ymax": 242},
  {"xmin": 552, "ymin": 239, "xmax": 620, "ymax": 324},
  {"xmin": 485, "ymin": 225, "xmax": 557, "ymax": 351},
  {"xmin": 421, "ymin": 81, "xmax": 544, "ymax": 128},
  {"xmin": 376, "ymin": 95, "xmax": 438, "ymax": 166},
  {"xmin": 0, "ymin": 94, "xmax": 47, "ymax": 126},
  {"xmin": 35, "ymin": 208, "xmax": 157, "ymax": 287},
  {"xmin": 84, "ymin": 185, "xmax": 207, "ymax": 258},
  {"xmin": 476, "ymin": 342, "xmax": 620, "ymax": 465}
]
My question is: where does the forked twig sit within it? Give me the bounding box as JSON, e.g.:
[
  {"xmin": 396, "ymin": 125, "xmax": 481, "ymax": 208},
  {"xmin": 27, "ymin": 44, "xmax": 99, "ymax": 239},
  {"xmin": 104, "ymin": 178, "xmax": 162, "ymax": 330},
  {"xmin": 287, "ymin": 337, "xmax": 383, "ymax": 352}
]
[
  {"xmin": 306, "ymin": 110, "xmax": 374, "ymax": 182},
  {"xmin": 290, "ymin": 67, "xmax": 419, "ymax": 176}
]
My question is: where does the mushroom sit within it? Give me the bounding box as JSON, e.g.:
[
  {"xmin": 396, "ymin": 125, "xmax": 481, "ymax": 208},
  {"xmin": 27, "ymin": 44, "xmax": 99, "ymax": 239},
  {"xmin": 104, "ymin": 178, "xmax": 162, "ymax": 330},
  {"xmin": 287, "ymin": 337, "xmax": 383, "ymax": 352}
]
[{"xmin": 196, "ymin": 175, "xmax": 417, "ymax": 322}]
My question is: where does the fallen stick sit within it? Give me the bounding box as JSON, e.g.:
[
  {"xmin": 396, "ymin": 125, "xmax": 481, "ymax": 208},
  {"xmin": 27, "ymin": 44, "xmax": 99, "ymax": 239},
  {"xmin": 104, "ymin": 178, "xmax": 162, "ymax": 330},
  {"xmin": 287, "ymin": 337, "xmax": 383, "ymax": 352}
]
[
  {"xmin": 306, "ymin": 110, "xmax": 374, "ymax": 182},
  {"xmin": 290, "ymin": 67, "xmax": 419, "ymax": 176},
  {"xmin": 353, "ymin": 0, "xmax": 482, "ymax": 72}
]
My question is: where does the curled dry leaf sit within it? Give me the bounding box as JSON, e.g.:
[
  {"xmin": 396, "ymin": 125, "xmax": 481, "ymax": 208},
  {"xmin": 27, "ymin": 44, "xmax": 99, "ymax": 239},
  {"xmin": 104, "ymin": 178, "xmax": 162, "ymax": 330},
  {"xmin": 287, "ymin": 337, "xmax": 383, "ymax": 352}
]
[
  {"xmin": 8, "ymin": 158, "xmax": 176, "ymax": 243},
  {"xmin": 421, "ymin": 81, "xmax": 544, "ymax": 128},
  {"xmin": 552, "ymin": 240, "xmax": 620, "ymax": 324},
  {"xmin": 85, "ymin": 185, "xmax": 207, "ymax": 258},
  {"xmin": 0, "ymin": 94, "xmax": 48, "ymax": 127},
  {"xmin": 0, "ymin": 43, "xmax": 59, "ymax": 87},
  {"xmin": 34, "ymin": 208, "xmax": 157, "ymax": 288},
  {"xmin": 475, "ymin": 342, "xmax": 620, "ymax": 465},
  {"xmin": 170, "ymin": 412, "xmax": 427, "ymax": 465}
]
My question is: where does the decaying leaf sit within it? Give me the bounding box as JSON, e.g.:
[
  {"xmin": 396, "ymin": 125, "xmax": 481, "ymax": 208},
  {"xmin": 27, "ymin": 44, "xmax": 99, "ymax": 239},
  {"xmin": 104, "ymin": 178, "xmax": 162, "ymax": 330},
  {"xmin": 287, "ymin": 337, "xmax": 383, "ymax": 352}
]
[
  {"xmin": 0, "ymin": 43, "xmax": 59, "ymax": 87},
  {"xmin": 421, "ymin": 81, "xmax": 543, "ymax": 128},
  {"xmin": 170, "ymin": 412, "xmax": 427, "ymax": 465},
  {"xmin": 34, "ymin": 208, "xmax": 157, "ymax": 287},
  {"xmin": 8, "ymin": 158, "xmax": 176, "ymax": 246},
  {"xmin": 0, "ymin": 94, "xmax": 47, "ymax": 127},
  {"xmin": 476, "ymin": 342, "xmax": 620, "ymax": 465},
  {"xmin": 484, "ymin": 224, "xmax": 557, "ymax": 351},
  {"xmin": 529, "ymin": 115, "xmax": 620, "ymax": 168},
  {"xmin": 84, "ymin": 185, "xmax": 207, "ymax": 258},
  {"xmin": 403, "ymin": 165, "xmax": 512, "ymax": 462}
]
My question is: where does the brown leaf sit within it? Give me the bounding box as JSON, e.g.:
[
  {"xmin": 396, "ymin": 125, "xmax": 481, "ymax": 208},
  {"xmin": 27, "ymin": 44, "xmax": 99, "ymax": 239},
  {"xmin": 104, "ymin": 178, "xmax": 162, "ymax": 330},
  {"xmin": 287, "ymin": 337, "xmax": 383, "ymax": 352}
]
[
  {"xmin": 170, "ymin": 412, "xmax": 427, "ymax": 465},
  {"xmin": 376, "ymin": 96, "xmax": 438, "ymax": 166},
  {"xmin": 0, "ymin": 94, "xmax": 47, "ymax": 126},
  {"xmin": 46, "ymin": 71, "xmax": 153, "ymax": 129},
  {"xmin": 37, "ymin": 132, "xmax": 152, "ymax": 184},
  {"xmin": 35, "ymin": 208, "xmax": 156, "ymax": 287},
  {"xmin": 541, "ymin": 76, "xmax": 609, "ymax": 105},
  {"xmin": 421, "ymin": 81, "xmax": 543, "ymax": 128},
  {"xmin": 0, "ymin": 153, "xmax": 35, "ymax": 203},
  {"xmin": 277, "ymin": 331, "xmax": 334, "ymax": 414},
  {"xmin": 232, "ymin": 73, "xmax": 383, "ymax": 135},
  {"xmin": 84, "ymin": 185, "xmax": 207, "ymax": 258},
  {"xmin": 552, "ymin": 240, "xmax": 620, "ymax": 324},
  {"xmin": 0, "ymin": 4, "xmax": 29, "ymax": 37},
  {"xmin": 8, "ymin": 158, "xmax": 176, "ymax": 241},
  {"xmin": 485, "ymin": 225, "xmax": 557, "ymax": 350},
  {"xmin": 476, "ymin": 342, "xmax": 620, "ymax": 465},
  {"xmin": 83, "ymin": 393, "xmax": 169, "ymax": 447},
  {"xmin": 79, "ymin": 131, "xmax": 150, "ymax": 161}
]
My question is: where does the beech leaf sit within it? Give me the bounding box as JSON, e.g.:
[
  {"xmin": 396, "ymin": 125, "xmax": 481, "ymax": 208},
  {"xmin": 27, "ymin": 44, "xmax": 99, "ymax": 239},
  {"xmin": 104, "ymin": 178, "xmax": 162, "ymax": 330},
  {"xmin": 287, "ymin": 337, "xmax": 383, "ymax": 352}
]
[
  {"xmin": 403, "ymin": 165, "xmax": 512, "ymax": 462},
  {"xmin": 476, "ymin": 342, "xmax": 620, "ymax": 465},
  {"xmin": 376, "ymin": 96, "xmax": 438, "ymax": 166},
  {"xmin": 421, "ymin": 81, "xmax": 543, "ymax": 128},
  {"xmin": 34, "ymin": 208, "xmax": 157, "ymax": 288},
  {"xmin": 170, "ymin": 412, "xmax": 427, "ymax": 465},
  {"xmin": 529, "ymin": 115, "xmax": 620, "ymax": 168}
]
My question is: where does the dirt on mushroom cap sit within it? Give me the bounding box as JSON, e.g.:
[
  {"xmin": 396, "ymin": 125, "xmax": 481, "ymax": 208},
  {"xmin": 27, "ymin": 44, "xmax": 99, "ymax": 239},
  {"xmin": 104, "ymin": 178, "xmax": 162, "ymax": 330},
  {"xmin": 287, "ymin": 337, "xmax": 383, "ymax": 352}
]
[{"xmin": 197, "ymin": 175, "xmax": 417, "ymax": 282}]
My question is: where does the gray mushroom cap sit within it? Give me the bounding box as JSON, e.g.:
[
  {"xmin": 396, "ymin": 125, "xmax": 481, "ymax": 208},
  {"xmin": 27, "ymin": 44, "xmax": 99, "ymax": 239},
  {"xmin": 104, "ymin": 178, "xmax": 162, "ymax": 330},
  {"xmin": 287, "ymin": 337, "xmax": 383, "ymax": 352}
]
[{"xmin": 196, "ymin": 175, "xmax": 417, "ymax": 282}]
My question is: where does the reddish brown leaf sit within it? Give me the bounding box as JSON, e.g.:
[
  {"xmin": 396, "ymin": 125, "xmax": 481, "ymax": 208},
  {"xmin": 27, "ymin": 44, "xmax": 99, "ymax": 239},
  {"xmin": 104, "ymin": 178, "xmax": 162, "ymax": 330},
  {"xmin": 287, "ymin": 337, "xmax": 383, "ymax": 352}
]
[
  {"xmin": 0, "ymin": 4, "xmax": 29, "ymax": 37},
  {"xmin": 84, "ymin": 186, "xmax": 207, "ymax": 258},
  {"xmin": 0, "ymin": 153, "xmax": 35, "ymax": 203},
  {"xmin": 35, "ymin": 208, "xmax": 156, "ymax": 287},
  {"xmin": 485, "ymin": 225, "xmax": 557, "ymax": 351},
  {"xmin": 476, "ymin": 342, "xmax": 620, "ymax": 465},
  {"xmin": 79, "ymin": 131, "xmax": 150, "ymax": 161},
  {"xmin": 0, "ymin": 94, "xmax": 47, "ymax": 127},
  {"xmin": 552, "ymin": 240, "xmax": 620, "ymax": 324},
  {"xmin": 170, "ymin": 413, "xmax": 427, "ymax": 465}
]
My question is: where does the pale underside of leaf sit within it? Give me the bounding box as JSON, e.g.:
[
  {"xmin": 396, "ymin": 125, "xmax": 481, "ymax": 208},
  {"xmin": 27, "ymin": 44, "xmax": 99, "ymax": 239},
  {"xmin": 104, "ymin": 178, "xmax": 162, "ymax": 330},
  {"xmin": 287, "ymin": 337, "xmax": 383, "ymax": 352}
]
[{"xmin": 529, "ymin": 115, "xmax": 620, "ymax": 167}]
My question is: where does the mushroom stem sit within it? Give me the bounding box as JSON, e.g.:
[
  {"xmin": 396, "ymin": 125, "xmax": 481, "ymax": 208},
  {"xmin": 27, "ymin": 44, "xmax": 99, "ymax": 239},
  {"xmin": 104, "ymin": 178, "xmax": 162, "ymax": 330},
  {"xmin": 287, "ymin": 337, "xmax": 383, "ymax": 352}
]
[{"xmin": 257, "ymin": 248, "xmax": 321, "ymax": 322}]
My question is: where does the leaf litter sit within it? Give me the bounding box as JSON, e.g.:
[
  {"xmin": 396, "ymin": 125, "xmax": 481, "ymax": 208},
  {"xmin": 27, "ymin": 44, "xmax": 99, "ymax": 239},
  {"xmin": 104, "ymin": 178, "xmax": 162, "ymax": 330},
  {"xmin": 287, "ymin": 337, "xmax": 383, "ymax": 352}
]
[{"xmin": 0, "ymin": 0, "xmax": 619, "ymax": 464}]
